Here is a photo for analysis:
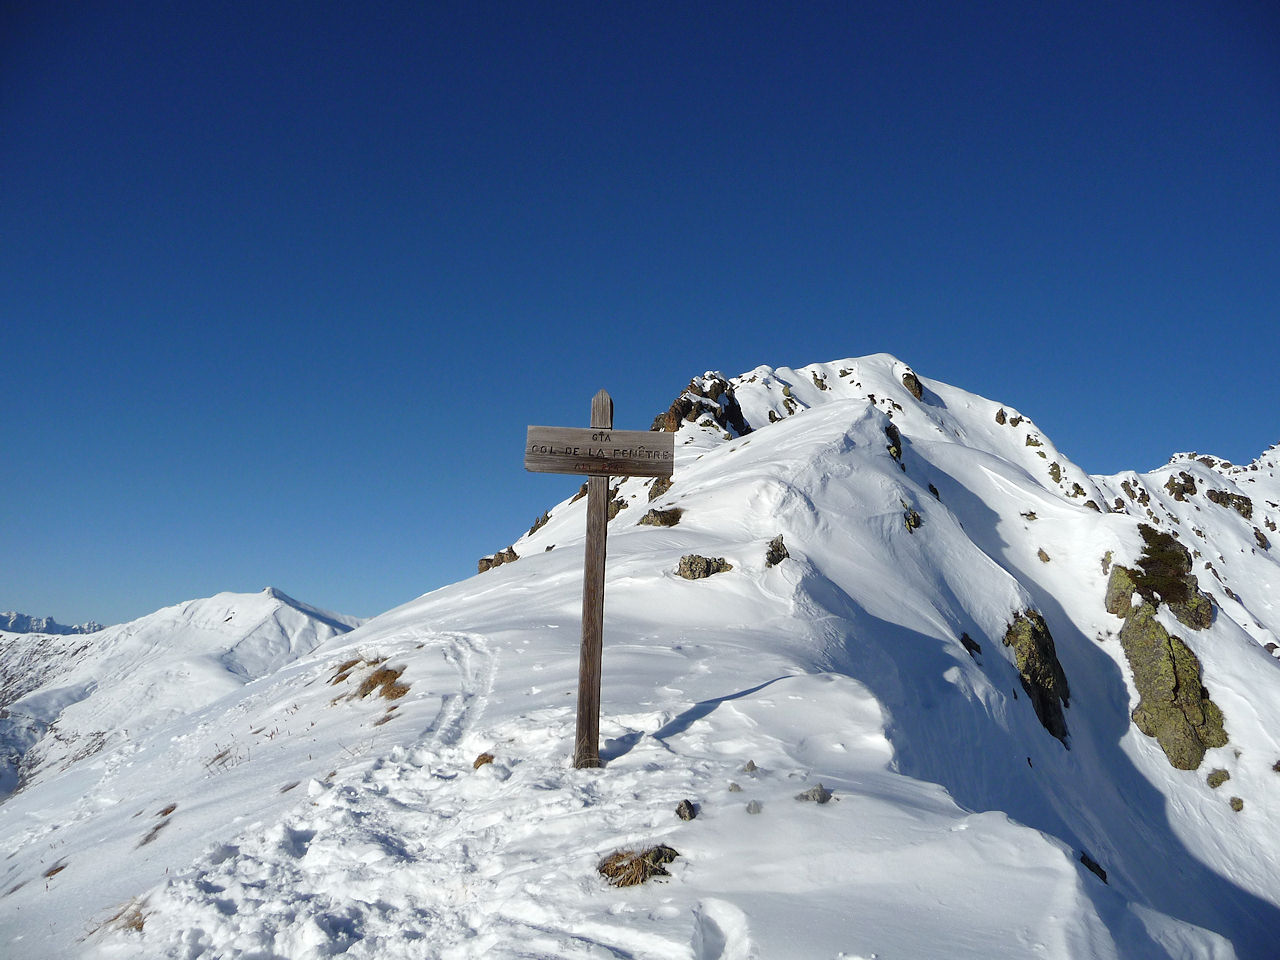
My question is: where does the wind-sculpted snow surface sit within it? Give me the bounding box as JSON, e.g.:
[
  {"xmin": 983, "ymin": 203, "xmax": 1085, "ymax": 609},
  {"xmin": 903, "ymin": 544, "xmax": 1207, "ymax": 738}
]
[{"xmin": 4, "ymin": 355, "xmax": 1278, "ymax": 959}]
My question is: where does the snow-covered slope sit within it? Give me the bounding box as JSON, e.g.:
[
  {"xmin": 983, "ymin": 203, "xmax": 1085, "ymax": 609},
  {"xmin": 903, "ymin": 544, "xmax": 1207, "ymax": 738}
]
[
  {"xmin": 3, "ymin": 355, "xmax": 1277, "ymax": 960},
  {"xmin": 0, "ymin": 588, "xmax": 361, "ymax": 797}
]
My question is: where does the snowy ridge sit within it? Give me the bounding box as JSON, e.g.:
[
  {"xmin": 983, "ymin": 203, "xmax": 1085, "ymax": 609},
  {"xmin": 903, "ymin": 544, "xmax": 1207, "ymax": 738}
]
[
  {"xmin": 3, "ymin": 355, "xmax": 1278, "ymax": 960},
  {"xmin": 1, "ymin": 613, "xmax": 105, "ymax": 635}
]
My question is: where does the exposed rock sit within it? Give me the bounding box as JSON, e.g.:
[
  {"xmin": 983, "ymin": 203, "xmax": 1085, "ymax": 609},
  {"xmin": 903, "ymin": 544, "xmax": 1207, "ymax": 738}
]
[
  {"xmin": 1130, "ymin": 524, "xmax": 1214, "ymax": 630},
  {"xmin": 1079, "ymin": 852, "xmax": 1108, "ymax": 884},
  {"xmin": 1049, "ymin": 462, "xmax": 1062, "ymax": 484},
  {"xmin": 795, "ymin": 783, "xmax": 833, "ymax": 803},
  {"xmin": 1205, "ymin": 489, "xmax": 1253, "ymax": 519},
  {"xmin": 527, "ymin": 511, "xmax": 551, "ymax": 537},
  {"xmin": 812, "ymin": 371, "xmax": 829, "ymax": 391},
  {"xmin": 1120, "ymin": 601, "xmax": 1227, "ymax": 770},
  {"xmin": 745, "ymin": 800, "xmax": 763, "ymax": 814},
  {"xmin": 1230, "ymin": 797, "xmax": 1244, "ymax": 813},
  {"xmin": 884, "ymin": 423, "xmax": 902, "ymax": 462},
  {"xmin": 570, "ymin": 482, "xmax": 589, "ymax": 504},
  {"xmin": 929, "ymin": 483, "xmax": 941, "ymax": 500},
  {"xmin": 901, "ymin": 370, "xmax": 924, "ymax": 400},
  {"xmin": 1037, "ymin": 548, "xmax": 1051, "ymax": 563},
  {"xmin": 960, "ymin": 632, "xmax": 982, "ymax": 658},
  {"xmin": 675, "ymin": 799, "xmax": 697, "ymax": 821},
  {"xmin": 677, "ymin": 555, "xmax": 733, "ymax": 580},
  {"xmin": 1025, "ymin": 435, "xmax": 1042, "ymax": 447},
  {"xmin": 727, "ymin": 782, "xmax": 742, "ymax": 792},
  {"xmin": 1206, "ymin": 768, "xmax": 1230, "ymax": 789},
  {"xmin": 1255, "ymin": 527, "xmax": 1271, "ymax": 550},
  {"xmin": 741, "ymin": 759, "xmax": 758, "ymax": 774},
  {"xmin": 995, "ymin": 407, "xmax": 1007, "ymax": 425},
  {"xmin": 902, "ymin": 502, "xmax": 922, "ymax": 533},
  {"xmin": 653, "ymin": 374, "xmax": 751, "ymax": 437},
  {"xmin": 1164, "ymin": 471, "xmax": 1198, "ymax": 502},
  {"xmin": 639, "ymin": 507, "xmax": 683, "ymax": 527},
  {"xmin": 1104, "ymin": 565, "xmax": 1137, "ymax": 618},
  {"xmin": 764, "ymin": 534, "xmax": 790, "ymax": 567},
  {"xmin": 648, "ymin": 476, "xmax": 673, "ymax": 502},
  {"xmin": 1003, "ymin": 611, "xmax": 1071, "ymax": 744},
  {"xmin": 478, "ymin": 546, "xmax": 518, "ymax": 574},
  {"xmin": 473, "ymin": 753, "xmax": 495, "ymax": 770}
]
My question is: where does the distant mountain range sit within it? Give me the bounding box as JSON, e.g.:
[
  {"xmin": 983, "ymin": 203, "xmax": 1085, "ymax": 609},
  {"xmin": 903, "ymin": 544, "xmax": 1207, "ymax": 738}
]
[
  {"xmin": 2, "ymin": 355, "xmax": 1277, "ymax": 960},
  {"xmin": 0, "ymin": 612, "xmax": 104, "ymax": 635}
]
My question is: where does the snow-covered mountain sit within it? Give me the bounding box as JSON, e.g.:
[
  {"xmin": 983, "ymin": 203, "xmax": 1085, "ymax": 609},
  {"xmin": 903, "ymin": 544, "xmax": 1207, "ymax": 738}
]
[
  {"xmin": 2, "ymin": 354, "xmax": 1277, "ymax": 960},
  {"xmin": 1, "ymin": 612, "xmax": 104, "ymax": 636}
]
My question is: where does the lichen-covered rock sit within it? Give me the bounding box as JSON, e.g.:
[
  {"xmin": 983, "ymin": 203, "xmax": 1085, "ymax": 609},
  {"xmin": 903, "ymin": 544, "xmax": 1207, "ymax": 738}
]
[
  {"xmin": 901, "ymin": 370, "xmax": 924, "ymax": 400},
  {"xmin": 1206, "ymin": 768, "xmax": 1230, "ymax": 789},
  {"xmin": 902, "ymin": 502, "xmax": 923, "ymax": 533},
  {"xmin": 1255, "ymin": 527, "xmax": 1271, "ymax": 550},
  {"xmin": 764, "ymin": 534, "xmax": 789, "ymax": 567},
  {"xmin": 639, "ymin": 507, "xmax": 683, "ymax": 527},
  {"xmin": 995, "ymin": 407, "xmax": 1007, "ymax": 425},
  {"xmin": 1120, "ymin": 601, "xmax": 1227, "ymax": 770},
  {"xmin": 1130, "ymin": 524, "xmax": 1214, "ymax": 630},
  {"xmin": 1003, "ymin": 611, "xmax": 1071, "ymax": 744},
  {"xmin": 1205, "ymin": 489, "xmax": 1253, "ymax": 519},
  {"xmin": 677, "ymin": 555, "xmax": 733, "ymax": 580},
  {"xmin": 1105, "ymin": 565, "xmax": 1137, "ymax": 618},
  {"xmin": 1049, "ymin": 462, "xmax": 1062, "ymax": 484}
]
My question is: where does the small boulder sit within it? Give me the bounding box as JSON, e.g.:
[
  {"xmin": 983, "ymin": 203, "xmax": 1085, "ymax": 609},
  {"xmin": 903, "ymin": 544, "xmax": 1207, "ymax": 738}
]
[
  {"xmin": 795, "ymin": 783, "xmax": 833, "ymax": 804},
  {"xmin": 764, "ymin": 534, "xmax": 789, "ymax": 567},
  {"xmin": 675, "ymin": 799, "xmax": 697, "ymax": 821},
  {"xmin": 677, "ymin": 555, "xmax": 733, "ymax": 580}
]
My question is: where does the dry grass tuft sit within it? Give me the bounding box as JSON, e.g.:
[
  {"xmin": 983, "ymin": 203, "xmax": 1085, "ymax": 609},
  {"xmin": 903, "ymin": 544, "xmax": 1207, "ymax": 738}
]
[
  {"xmin": 88, "ymin": 898, "xmax": 150, "ymax": 937},
  {"xmin": 473, "ymin": 752, "xmax": 495, "ymax": 769},
  {"xmin": 43, "ymin": 861, "xmax": 68, "ymax": 879},
  {"xmin": 329, "ymin": 658, "xmax": 362, "ymax": 685},
  {"xmin": 597, "ymin": 845, "xmax": 679, "ymax": 887},
  {"xmin": 356, "ymin": 666, "xmax": 409, "ymax": 701}
]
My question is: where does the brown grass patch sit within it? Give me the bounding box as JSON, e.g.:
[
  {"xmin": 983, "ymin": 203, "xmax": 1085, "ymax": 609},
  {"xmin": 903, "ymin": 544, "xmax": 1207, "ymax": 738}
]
[
  {"xmin": 473, "ymin": 752, "xmax": 495, "ymax": 769},
  {"xmin": 157, "ymin": 803, "xmax": 177, "ymax": 817},
  {"xmin": 43, "ymin": 861, "xmax": 68, "ymax": 878},
  {"xmin": 356, "ymin": 666, "xmax": 409, "ymax": 701},
  {"xmin": 597, "ymin": 845, "xmax": 679, "ymax": 887}
]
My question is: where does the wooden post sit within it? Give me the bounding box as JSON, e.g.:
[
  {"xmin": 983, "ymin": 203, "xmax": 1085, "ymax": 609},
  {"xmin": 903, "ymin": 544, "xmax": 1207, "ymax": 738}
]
[{"xmin": 574, "ymin": 389, "xmax": 613, "ymax": 768}]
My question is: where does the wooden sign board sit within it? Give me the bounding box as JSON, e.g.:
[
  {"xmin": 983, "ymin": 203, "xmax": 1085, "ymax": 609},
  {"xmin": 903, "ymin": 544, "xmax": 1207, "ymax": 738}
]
[
  {"xmin": 525, "ymin": 426, "xmax": 675, "ymax": 478},
  {"xmin": 523, "ymin": 390, "xmax": 676, "ymax": 768}
]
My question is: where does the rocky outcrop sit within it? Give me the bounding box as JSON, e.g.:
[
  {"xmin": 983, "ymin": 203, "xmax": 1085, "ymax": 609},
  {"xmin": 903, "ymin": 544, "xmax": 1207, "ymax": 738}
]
[
  {"xmin": 652, "ymin": 373, "xmax": 751, "ymax": 437},
  {"xmin": 1116, "ymin": 601, "xmax": 1227, "ymax": 770},
  {"xmin": 1164, "ymin": 471, "xmax": 1198, "ymax": 501},
  {"xmin": 677, "ymin": 555, "xmax": 733, "ymax": 580},
  {"xmin": 1104, "ymin": 526, "xmax": 1228, "ymax": 769},
  {"xmin": 647, "ymin": 476, "xmax": 673, "ymax": 502},
  {"xmin": 1003, "ymin": 611, "xmax": 1070, "ymax": 744},
  {"xmin": 1123, "ymin": 524, "xmax": 1214, "ymax": 630},
  {"xmin": 638, "ymin": 507, "xmax": 683, "ymax": 527},
  {"xmin": 901, "ymin": 370, "xmax": 924, "ymax": 400},
  {"xmin": 478, "ymin": 547, "xmax": 518, "ymax": 574},
  {"xmin": 764, "ymin": 535, "xmax": 789, "ymax": 567},
  {"xmin": 1205, "ymin": 489, "xmax": 1252, "ymax": 519}
]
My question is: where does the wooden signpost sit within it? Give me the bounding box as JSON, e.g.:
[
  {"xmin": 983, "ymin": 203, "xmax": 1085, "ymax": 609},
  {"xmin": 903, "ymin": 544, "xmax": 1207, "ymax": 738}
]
[{"xmin": 525, "ymin": 390, "xmax": 676, "ymax": 768}]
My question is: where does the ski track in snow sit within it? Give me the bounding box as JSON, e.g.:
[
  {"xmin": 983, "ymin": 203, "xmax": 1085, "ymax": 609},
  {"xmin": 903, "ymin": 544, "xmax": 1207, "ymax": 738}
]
[{"xmin": 90, "ymin": 629, "xmax": 745, "ymax": 960}]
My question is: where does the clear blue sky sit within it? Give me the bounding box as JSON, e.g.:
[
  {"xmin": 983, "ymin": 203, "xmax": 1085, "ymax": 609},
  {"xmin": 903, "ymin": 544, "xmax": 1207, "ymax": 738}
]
[{"xmin": 3, "ymin": 1, "xmax": 1277, "ymax": 626}]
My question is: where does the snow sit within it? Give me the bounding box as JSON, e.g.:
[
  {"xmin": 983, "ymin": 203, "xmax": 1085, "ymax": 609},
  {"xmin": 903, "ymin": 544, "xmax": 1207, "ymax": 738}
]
[{"xmin": 2, "ymin": 354, "xmax": 1277, "ymax": 959}]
